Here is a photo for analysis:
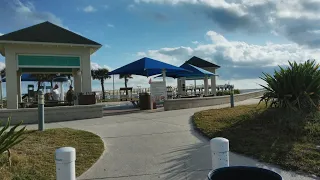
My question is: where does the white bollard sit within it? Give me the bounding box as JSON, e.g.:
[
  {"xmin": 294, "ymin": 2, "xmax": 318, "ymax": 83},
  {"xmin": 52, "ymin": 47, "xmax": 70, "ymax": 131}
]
[
  {"xmin": 55, "ymin": 147, "xmax": 76, "ymax": 180},
  {"xmin": 210, "ymin": 137, "xmax": 229, "ymax": 170}
]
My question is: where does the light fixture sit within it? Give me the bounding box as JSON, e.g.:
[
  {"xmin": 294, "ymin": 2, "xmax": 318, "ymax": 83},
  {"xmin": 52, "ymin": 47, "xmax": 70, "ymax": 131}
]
[{"xmin": 56, "ymin": 73, "xmax": 60, "ymax": 76}]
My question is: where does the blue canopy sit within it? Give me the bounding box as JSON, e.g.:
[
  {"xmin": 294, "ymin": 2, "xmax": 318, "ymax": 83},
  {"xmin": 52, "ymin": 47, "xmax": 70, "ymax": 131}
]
[
  {"xmin": 108, "ymin": 57, "xmax": 189, "ymax": 76},
  {"xmin": 1, "ymin": 74, "xmax": 37, "ymax": 82},
  {"xmin": 155, "ymin": 63, "xmax": 215, "ymax": 79}
]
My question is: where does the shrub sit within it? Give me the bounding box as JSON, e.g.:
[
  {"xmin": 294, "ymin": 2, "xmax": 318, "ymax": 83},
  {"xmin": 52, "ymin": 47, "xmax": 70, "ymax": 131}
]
[
  {"xmin": 0, "ymin": 118, "xmax": 27, "ymax": 166},
  {"xmin": 260, "ymin": 60, "xmax": 320, "ymax": 112}
]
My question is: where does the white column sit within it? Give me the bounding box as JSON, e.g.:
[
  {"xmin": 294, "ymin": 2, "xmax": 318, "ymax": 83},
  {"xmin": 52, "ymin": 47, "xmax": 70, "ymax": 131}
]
[
  {"xmin": 210, "ymin": 137, "xmax": 229, "ymax": 170},
  {"xmin": 204, "ymin": 76, "xmax": 209, "ymax": 96},
  {"xmin": 55, "ymin": 147, "xmax": 76, "ymax": 180},
  {"xmin": 81, "ymin": 51, "xmax": 92, "ymax": 93},
  {"xmin": 72, "ymin": 69, "xmax": 82, "ymax": 105},
  {"xmin": 162, "ymin": 69, "xmax": 167, "ymax": 100},
  {"xmin": 60, "ymin": 82, "xmax": 64, "ymax": 101},
  {"xmin": 177, "ymin": 78, "xmax": 181, "ymax": 95},
  {"xmin": 17, "ymin": 72, "xmax": 22, "ymax": 103},
  {"xmin": 5, "ymin": 48, "xmax": 18, "ymax": 109},
  {"xmin": 211, "ymin": 76, "xmax": 216, "ymax": 96},
  {"xmin": 72, "ymin": 69, "xmax": 82, "ymax": 93}
]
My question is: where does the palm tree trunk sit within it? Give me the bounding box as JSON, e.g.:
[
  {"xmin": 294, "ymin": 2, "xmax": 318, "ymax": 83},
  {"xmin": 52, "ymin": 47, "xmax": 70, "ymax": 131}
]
[
  {"xmin": 37, "ymin": 81, "xmax": 41, "ymax": 91},
  {"xmin": 101, "ymin": 79, "xmax": 105, "ymax": 100},
  {"xmin": 125, "ymin": 77, "xmax": 128, "ymax": 95}
]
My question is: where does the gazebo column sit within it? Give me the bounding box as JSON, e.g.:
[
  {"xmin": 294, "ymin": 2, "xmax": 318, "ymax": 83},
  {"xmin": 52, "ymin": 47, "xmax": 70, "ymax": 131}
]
[
  {"xmin": 204, "ymin": 76, "xmax": 209, "ymax": 96},
  {"xmin": 17, "ymin": 71, "xmax": 22, "ymax": 103},
  {"xmin": 5, "ymin": 48, "xmax": 18, "ymax": 109},
  {"xmin": 81, "ymin": 53, "xmax": 92, "ymax": 93},
  {"xmin": 72, "ymin": 69, "xmax": 82, "ymax": 105},
  {"xmin": 211, "ymin": 75, "xmax": 216, "ymax": 96},
  {"xmin": 177, "ymin": 78, "xmax": 181, "ymax": 95}
]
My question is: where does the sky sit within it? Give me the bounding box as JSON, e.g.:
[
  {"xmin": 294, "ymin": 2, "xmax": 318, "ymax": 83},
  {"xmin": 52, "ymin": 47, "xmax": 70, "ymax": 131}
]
[{"xmin": 1, "ymin": 0, "xmax": 320, "ymax": 93}]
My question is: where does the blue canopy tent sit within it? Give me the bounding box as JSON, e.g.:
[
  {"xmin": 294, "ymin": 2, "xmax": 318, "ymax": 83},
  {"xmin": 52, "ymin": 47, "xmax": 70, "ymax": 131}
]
[
  {"xmin": 155, "ymin": 63, "xmax": 215, "ymax": 79},
  {"xmin": 155, "ymin": 63, "xmax": 217, "ymax": 96},
  {"xmin": 108, "ymin": 57, "xmax": 190, "ymax": 100},
  {"xmin": 1, "ymin": 74, "xmax": 37, "ymax": 82},
  {"xmin": 108, "ymin": 57, "xmax": 189, "ymax": 76}
]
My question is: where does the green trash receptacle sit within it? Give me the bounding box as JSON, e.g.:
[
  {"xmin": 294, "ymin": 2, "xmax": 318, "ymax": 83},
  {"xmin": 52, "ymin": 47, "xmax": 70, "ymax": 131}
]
[
  {"xmin": 139, "ymin": 93, "xmax": 151, "ymax": 110},
  {"xmin": 208, "ymin": 166, "xmax": 282, "ymax": 180}
]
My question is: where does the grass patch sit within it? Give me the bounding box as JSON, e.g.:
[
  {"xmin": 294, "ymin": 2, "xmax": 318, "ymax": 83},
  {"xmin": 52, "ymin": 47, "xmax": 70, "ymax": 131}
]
[
  {"xmin": 193, "ymin": 104, "xmax": 320, "ymax": 177},
  {"xmin": 0, "ymin": 128, "xmax": 104, "ymax": 180}
]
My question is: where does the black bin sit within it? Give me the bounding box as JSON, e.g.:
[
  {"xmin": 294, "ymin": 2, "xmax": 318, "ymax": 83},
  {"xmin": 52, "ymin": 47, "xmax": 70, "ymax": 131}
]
[
  {"xmin": 208, "ymin": 166, "xmax": 282, "ymax": 180},
  {"xmin": 139, "ymin": 93, "xmax": 151, "ymax": 110}
]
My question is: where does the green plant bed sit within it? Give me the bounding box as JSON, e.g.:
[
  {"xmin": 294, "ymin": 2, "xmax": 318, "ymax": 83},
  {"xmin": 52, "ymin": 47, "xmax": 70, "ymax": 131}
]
[
  {"xmin": 193, "ymin": 104, "xmax": 320, "ymax": 177},
  {"xmin": 0, "ymin": 128, "xmax": 104, "ymax": 180}
]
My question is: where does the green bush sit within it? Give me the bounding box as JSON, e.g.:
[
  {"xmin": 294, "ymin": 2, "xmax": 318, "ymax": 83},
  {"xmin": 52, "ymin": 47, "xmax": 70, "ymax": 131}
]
[
  {"xmin": 260, "ymin": 60, "xmax": 320, "ymax": 112},
  {"xmin": 0, "ymin": 118, "xmax": 27, "ymax": 166},
  {"xmin": 216, "ymin": 89, "xmax": 240, "ymax": 96}
]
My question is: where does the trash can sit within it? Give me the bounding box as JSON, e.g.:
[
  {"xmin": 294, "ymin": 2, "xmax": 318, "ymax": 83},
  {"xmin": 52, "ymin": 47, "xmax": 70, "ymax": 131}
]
[
  {"xmin": 139, "ymin": 93, "xmax": 151, "ymax": 110},
  {"xmin": 208, "ymin": 166, "xmax": 282, "ymax": 180}
]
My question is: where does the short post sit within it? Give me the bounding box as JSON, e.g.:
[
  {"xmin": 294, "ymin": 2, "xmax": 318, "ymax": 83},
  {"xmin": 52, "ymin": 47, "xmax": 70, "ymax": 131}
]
[
  {"xmin": 210, "ymin": 137, "xmax": 229, "ymax": 170},
  {"xmin": 55, "ymin": 147, "xmax": 76, "ymax": 180},
  {"xmin": 38, "ymin": 90, "xmax": 45, "ymax": 131},
  {"xmin": 230, "ymin": 89, "xmax": 234, "ymax": 108}
]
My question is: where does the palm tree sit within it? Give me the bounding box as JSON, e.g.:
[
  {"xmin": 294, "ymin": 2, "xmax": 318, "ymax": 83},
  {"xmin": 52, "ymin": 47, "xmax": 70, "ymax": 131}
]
[
  {"xmin": 119, "ymin": 74, "xmax": 132, "ymax": 95},
  {"xmin": 91, "ymin": 68, "xmax": 111, "ymax": 100}
]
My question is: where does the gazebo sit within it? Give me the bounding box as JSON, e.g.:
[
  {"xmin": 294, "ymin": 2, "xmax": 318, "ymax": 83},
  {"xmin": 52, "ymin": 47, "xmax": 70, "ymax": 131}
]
[
  {"xmin": 0, "ymin": 21, "xmax": 102, "ymax": 109},
  {"xmin": 182, "ymin": 56, "xmax": 220, "ymax": 96}
]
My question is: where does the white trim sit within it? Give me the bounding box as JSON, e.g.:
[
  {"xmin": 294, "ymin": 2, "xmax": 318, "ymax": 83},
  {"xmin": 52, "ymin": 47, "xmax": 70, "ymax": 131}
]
[{"xmin": 0, "ymin": 40, "xmax": 102, "ymax": 49}]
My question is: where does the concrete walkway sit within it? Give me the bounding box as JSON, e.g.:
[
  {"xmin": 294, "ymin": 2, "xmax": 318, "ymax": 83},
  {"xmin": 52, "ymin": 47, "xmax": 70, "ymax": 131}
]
[{"xmin": 27, "ymin": 98, "xmax": 317, "ymax": 180}]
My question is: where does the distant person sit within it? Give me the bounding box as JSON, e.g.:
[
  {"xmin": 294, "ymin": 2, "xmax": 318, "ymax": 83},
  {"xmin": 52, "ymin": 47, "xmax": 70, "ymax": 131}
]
[
  {"xmin": 66, "ymin": 85, "xmax": 75, "ymax": 105},
  {"xmin": 51, "ymin": 84, "xmax": 60, "ymax": 101}
]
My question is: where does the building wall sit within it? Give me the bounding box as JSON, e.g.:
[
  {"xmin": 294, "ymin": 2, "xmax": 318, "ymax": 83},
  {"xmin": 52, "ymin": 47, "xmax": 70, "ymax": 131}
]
[
  {"xmin": 164, "ymin": 91, "xmax": 265, "ymax": 111},
  {"xmin": 3, "ymin": 44, "xmax": 92, "ymax": 109},
  {"xmin": 0, "ymin": 104, "xmax": 103, "ymax": 125}
]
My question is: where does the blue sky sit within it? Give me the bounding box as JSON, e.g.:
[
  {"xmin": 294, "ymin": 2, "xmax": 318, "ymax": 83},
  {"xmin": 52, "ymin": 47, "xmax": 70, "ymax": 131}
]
[{"xmin": 1, "ymin": 0, "xmax": 320, "ymax": 94}]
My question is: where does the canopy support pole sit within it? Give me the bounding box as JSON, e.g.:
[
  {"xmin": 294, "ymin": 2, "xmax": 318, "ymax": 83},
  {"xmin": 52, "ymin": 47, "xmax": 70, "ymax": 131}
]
[
  {"xmin": 194, "ymin": 80, "xmax": 196, "ymax": 95},
  {"xmin": 113, "ymin": 75, "xmax": 115, "ymax": 99}
]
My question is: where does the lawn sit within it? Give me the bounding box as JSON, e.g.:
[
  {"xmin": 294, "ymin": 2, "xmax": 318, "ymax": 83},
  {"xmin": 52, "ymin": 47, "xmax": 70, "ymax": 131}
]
[
  {"xmin": 0, "ymin": 128, "xmax": 104, "ymax": 180},
  {"xmin": 193, "ymin": 104, "xmax": 320, "ymax": 177}
]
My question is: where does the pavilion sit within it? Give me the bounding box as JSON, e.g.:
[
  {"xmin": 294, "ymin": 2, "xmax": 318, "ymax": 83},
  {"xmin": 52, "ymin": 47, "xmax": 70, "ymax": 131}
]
[
  {"xmin": 0, "ymin": 21, "xmax": 102, "ymax": 109},
  {"xmin": 178, "ymin": 56, "xmax": 220, "ymax": 96}
]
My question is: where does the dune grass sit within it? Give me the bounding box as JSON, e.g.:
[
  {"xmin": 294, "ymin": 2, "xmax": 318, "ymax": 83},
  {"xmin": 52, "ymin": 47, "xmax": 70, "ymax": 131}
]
[
  {"xmin": 193, "ymin": 104, "xmax": 320, "ymax": 177},
  {"xmin": 0, "ymin": 128, "xmax": 104, "ymax": 180}
]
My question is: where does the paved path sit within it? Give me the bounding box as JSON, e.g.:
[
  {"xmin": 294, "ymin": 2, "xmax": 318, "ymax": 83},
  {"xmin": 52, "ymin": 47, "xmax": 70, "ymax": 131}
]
[{"xmin": 27, "ymin": 98, "xmax": 317, "ymax": 180}]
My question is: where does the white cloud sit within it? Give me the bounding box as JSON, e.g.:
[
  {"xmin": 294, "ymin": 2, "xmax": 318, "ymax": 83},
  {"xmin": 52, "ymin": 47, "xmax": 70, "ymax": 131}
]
[
  {"xmin": 135, "ymin": 0, "xmax": 320, "ymax": 48},
  {"xmin": 91, "ymin": 62, "xmax": 102, "ymax": 70},
  {"xmin": 83, "ymin": 5, "xmax": 97, "ymax": 13},
  {"xmin": 192, "ymin": 41, "xmax": 199, "ymax": 44},
  {"xmin": 107, "ymin": 24, "xmax": 115, "ymax": 28},
  {"xmin": 11, "ymin": 0, "xmax": 63, "ymax": 26},
  {"xmin": 135, "ymin": 30, "xmax": 320, "ymax": 88},
  {"xmin": 0, "ymin": 62, "xmax": 5, "ymax": 70},
  {"xmin": 127, "ymin": 4, "xmax": 136, "ymax": 10},
  {"xmin": 104, "ymin": 44, "xmax": 111, "ymax": 48}
]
